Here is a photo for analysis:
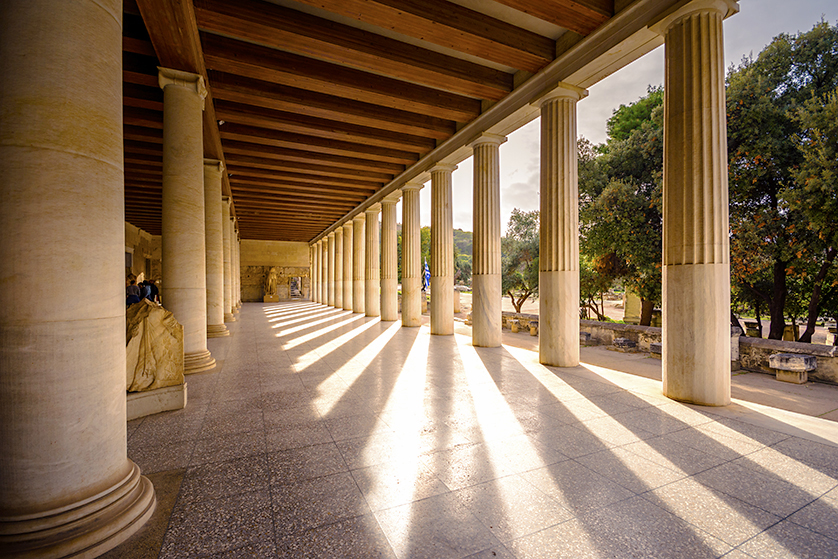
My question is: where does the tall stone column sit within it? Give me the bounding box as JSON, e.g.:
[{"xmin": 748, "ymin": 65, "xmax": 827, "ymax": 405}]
[
  {"xmin": 353, "ymin": 215, "xmax": 366, "ymax": 313},
  {"xmin": 654, "ymin": 0, "xmax": 737, "ymax": 406},
  {"xmin": 0, "ymin": 2, "xmax": 155, "ymax": 556},
  {"xmin": 402, "ymin": 183, "xmax": 423, "ymax": 327},
  {"xmin": 235, "ymin": 228, "xmax": 242, "ymax": 310},
  {"xmin": 380, "ymin": 191, "xmax": 401, "ymax": 321},
  {"xmin": 160, "ymin": 67, "xmax": 215, "ymax": 373},
  {"xmin": 204, "ymin": 159, "xmax": 229, "ymax": 337},
  {"xmin": 334, "ymin": 229, "xmax": 344, "ymax": 309},
  {"xmin": 538, "ymin": 85, "xmax": 585, "ymax": 366},
  {"xmin": 431, "ymin": 164, "xmax": 457, "ymax": 335},
  {"xmin": 471, "ymin": 134, "xmax": 506, "ymax": 347},
  {"xmin": 317, "ymin": 240, "xmax": 324, "ymax": 304},
  {"xmin": 342, "ymin": 222, "xmax": 354, "ymax": 311},
  {"xmin": 312, "ymin": 243, "xmax": 318, "ymax": 303},
  {"xmin": 327, "ymin": 233, "xmax": 335, "ymax": 307},
  {"xmin": 365, "ymin": 204, "xmax": 381, "ymax": 317},
  {"xmin": 222, "ymin": 197, "xmax": 235, "ymax": 322}
]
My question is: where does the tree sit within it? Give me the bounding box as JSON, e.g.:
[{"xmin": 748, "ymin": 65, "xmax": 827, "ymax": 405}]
[
  {"xmin": 727, "ymin": 21, "xmax": 838, "ymax": 339},
  {"xmin": 501, "ymin": 209, "xmax": 539, "ymax": 313}
]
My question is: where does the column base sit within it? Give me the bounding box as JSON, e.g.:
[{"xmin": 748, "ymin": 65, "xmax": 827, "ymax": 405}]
[
  {"xmin": 430, "ymin": 277, "xmax": 453, "ymax": 335},
  {"xmin": 402, "ymin": 277, "xmax": 421, "ymax": 327},
  {"xmin": 207, "ymin": 323, "xmax": 230, "ymax": 337},
  {"xmin": 472, "ymin": 274, "xmax": 501, "ymax": 347},
  {"xmin": 539, "ymin": 270, "xmax": 580, "ymax": 367},
  {"xmin": 184, "ymin": 349, "xmax": 216, "ymax": 374},
  {"xmin": 0, "ymin": 462, "xmax": 156, "ymax": 559},
  {"xmin": 224, "ymin": 313, "xmax": 236, "ymax": 323}
]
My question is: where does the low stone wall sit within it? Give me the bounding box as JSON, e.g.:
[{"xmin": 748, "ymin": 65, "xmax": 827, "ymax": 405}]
[
  {"xmin": 580, "ymin": 320, "xmax": 662, "ymax": 351},
  {"xmin": 740, "ymin": 337, "xmax": 838, "ymax": 384}
]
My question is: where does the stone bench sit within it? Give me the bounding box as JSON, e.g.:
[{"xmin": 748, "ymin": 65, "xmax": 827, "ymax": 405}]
[
  {"xmin": 610, "ymin": 337, "xmax": 638, "ymax": 352},
  {"xmin": 510, "ymin": 319, "xmax": 520, "ymax": 333},
  {"xmin": 650, "ymin": 342, "xmax": 662, "ymax": 359},
  {"xmin": 529, "ymin": 320, "xmax": 538, "ymax": 336},
  {"xmin": 769, "ymin": 353, "xmax": 816, "ymax": 384}
]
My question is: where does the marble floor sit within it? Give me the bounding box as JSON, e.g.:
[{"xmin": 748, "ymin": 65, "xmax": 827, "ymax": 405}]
[{"xmin": 114, "ymin": 301, "xmax": 838, "ymax": 558}]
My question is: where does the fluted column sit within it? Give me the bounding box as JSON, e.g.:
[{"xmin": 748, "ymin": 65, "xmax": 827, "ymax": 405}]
[
  {"xmin": 538, "ymin": 85, "xmax": 585, "ymax": 366},
  {"xmin": 654, "ymin": 0, "xmax": 737, "ymax": 406},
  {"xmin": 160, "ymin": 67, "xmax": 215, "ymax": 373},
  {"xmin": 327, "ymin": 234, "xmax": 335, "ymax": 306},
  {"xmin": 334, "ymin": 228, "xmax": 344, "ymax": 309},
  {"xmin": 0, "ymin": 2, "xmax": 155, "ymax": 556},
  {"xmin": 233, "ymin": 226, "xmax": 241, "ymax": 311},
  {"xmin": 381, "ymin": 191, "xmax": 401, "ymax": 321},
  {"xmin": 222, "ymin": 197, "xmax": 235, "ymax": 322},
  {"xmin": 342, "ymin": 222, "xmax": 353, "ymax": 311},
  {"xmin": 365, "ymin": 204, "xmax": 381, "ymax": 317},
  {"xmin": 312, "ymin": 243, "xmax": 319, "ymax": 303},
  {"xmin": 431, "ymin": 164, "xmax": 457, "ymax": 335},
  {"xmin": 353, "ymin": 215, "xmax": 366, "ymax": 313},
  {"xmin": 317, "ymin": 240, "xmax": 325, "ymax": 304},
  {"xmin": 204, "ymin": 159, "xmax": 229, "ymax": 337},
  {"xmin": 471, "ymin": 134, "xmax": 506, "ymax": 347},
  {"xmin": 402, "ymin": 183, "xmax": 423, "ymax": 327}
]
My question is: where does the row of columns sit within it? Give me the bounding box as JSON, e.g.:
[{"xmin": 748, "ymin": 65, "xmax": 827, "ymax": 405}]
[{"xmin": 309, "ymin": 0, "xmax": 733, "ymax": 409}]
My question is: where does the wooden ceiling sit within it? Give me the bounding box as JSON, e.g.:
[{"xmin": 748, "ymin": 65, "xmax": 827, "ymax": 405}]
[{"xmin": 123, "ymin": 0, "xmax": 614, "ymax": 241}]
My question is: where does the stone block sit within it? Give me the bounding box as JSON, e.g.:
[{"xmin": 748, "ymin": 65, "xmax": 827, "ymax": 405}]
[
  {"xmin": 611, "ymin": 337, "xmax": 638, "ymax": 352},
  {"xmin": 126, "ymin": 299, "xmax": 184, "ymax": 392},
  {"xmin": 511, "ymin": 319, "xmax": 520, "ymax": 333},
  {"xmin": 529, "ymin": 320, "xmax": 538, "ymax": 336},
  {"xmin": 127, "ymin": 383, "xmax": 188, "ymax": 421},
  {"xmin": 769, "ymin": 353, "xmax": 816, "ymax": 384},
  {"xmin": 650, "ymin": 342, "xmax": 662, "ymax": 359}
]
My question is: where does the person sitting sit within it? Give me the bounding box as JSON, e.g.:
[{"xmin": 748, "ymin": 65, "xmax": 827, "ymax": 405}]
[
  {"xmin": 126, "ymin": 279, "xmax": 141, "ymax": 306},
  {"xmin": 140, "ymin": 281, "xmax": 152, "ymax": 301}
]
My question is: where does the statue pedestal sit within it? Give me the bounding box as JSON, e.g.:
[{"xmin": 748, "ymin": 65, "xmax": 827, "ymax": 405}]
[{"xmin": 263, "ymin": 294, "xmax": 279, "ymax": 303}]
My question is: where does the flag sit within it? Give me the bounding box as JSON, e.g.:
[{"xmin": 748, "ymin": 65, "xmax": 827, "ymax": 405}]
[{"xmin": 422, "ymin": 259, "xmax": 430, "ymax": 291}]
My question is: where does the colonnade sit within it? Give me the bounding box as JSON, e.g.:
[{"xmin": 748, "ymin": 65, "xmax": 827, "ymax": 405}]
[{"xmin": 309, "ymin": 0, "xmax": 734, "ymax": 408}]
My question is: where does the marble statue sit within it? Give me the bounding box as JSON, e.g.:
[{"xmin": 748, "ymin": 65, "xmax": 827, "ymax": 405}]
[
  {"xmin": 126, "ymin": 299, "xmax": 184, "ymax": 392},
  {"xmin": 264, "ymin": 266, "xmax": 278, "ymax": 296}
]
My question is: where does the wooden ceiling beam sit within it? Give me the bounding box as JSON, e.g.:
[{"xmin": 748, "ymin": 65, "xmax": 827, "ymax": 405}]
[
  {"xmin": 202, "ymin": 34, "xmax": 480, "ymax": 124},
  {"xmin": 230, "ymin": 186, "xmax": 366, "ymax": 203},
  {"xmin": 290, "ymin": 0, "xmax": 554, "ymax": 73},
  {"xmin": 123, "ymin": 83, "xmax": 163, "ymax": 112},
  {"xmin": 125, "ymin": 125, "xmax": 163, "ymax": 144},
  {"xmin": 220, "ymin": 139, "xmax": 403, "ymax": 174},
  {"xmin": 210, "ymin": 72, "xmax": 454, "ymax": 140},
  {"xmin": 490, "ymin": 0, "xmax": 612, "ymax": 36},
  {"xmin": 214, "ymin": 100, "xmax": 435, "ymax": 154},
  {"xmin": 224, "ymin": 154, "xmax": 391, "ymax": 183},
  {"xmin": 226, "ymin": 166, "xmax": 381, "ymax": 189},
  {"xmin": 221, "ymin": 123, "xmax": 418, "ymax": 166},
  {"xmin": 193, "ymin": 0, "xmax": 511, "ymax": 101},
  {"xmin": 230, "ymin": 176, "xmax": 375, "ymax": 197},
  {"xmin": 124, "ymin": 139, "xmax": 163, "ymax": 156},
  {"xmin": 124, "ymin": 106, "xmax": 163, "ymax": 129}
]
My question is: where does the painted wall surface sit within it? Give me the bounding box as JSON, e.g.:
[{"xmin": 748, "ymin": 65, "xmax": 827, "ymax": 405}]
[
  {"xmin": 240, "ymin": 240, "xmax": 311, "ymax": 302},
  {"xmin": 241, "ymin": 240, "xmax": 310, "ymax": 267}
]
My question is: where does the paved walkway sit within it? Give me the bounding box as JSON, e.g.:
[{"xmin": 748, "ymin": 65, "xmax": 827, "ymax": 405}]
[{"xmin": 112, "ymin": 301, "xmax": 838, "ymax": 558}]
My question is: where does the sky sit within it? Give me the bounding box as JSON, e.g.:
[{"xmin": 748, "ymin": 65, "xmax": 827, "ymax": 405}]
[{"xmin": 403, "ymin": 0, "xmax": 838, "ymax": 232}]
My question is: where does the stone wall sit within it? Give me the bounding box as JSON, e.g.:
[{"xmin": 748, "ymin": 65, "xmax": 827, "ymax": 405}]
[
  {"xmin": 125, "ymin": 222, "xmax": 161, "ymax": 283},
  {"xmin": 740, "ymin": 337, "xmax": 838, "ymax": 384},
  {"xmin": 240, "ymin": 240, "xmax": 310, "ymax": 301}
]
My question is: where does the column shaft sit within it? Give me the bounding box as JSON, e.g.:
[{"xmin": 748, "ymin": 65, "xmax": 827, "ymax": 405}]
[
  {"xmin": 472, "ymin": 135, "xmax": 505, "ymax": 347},
  {"xmin": 431, "ymin": 165, "xmax": 456, "ymax": 335},
  {"xmin": 365, "ymin": 205, "xmax": 381, "ymax": 317},
  {"xmin": 222, "ymin": 198, "xmax": 235, "ymax": 322},
  {"xmin": 233, "ymin": 228, "xmax": 241, "ymax": 310},
  {"xmin": 539, "ymin": 88, "xmax": 583, "ymax": 366},
  {"xmin": 659, "ymin": 2, "xmax": 734, "ymax": 406},
  {"xmin": 160, "ymin": 67, "xmax": 215, "ymax": 373},
  {"xmin": 327, "ymin": 234, "xmax": 335, "ymax": 307},
  {"xmin": 402, "ymin": 184, "xmax": 423, "ymax": 327},
  {"xmin": 334, "ymin": 230, "xmax": 343, "ymax": 309},
  {"xmin": 353, "ymin": 216, "xmax": 366, "ymax": 313},
  {"xmin": 342, "ymin": 223, "xmax": 353, "ymax": 311},
  {"xmin": 0, "ymin": 2, "xmax": 155, "ymax": 556},
  {"xmin": 380, "ymin": 195, "xmax": 400, "ymax": 321},
  {"xmin": 204, "ymin": 160, "xmax": 229, "ymax": 337}
]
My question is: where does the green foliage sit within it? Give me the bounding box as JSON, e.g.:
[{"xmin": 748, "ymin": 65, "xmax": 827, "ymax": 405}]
[
  {"xmin": 501, "ymin": 209, "xmax": 539, "ymax": 313},
  {"xmin": 605, "ymin": 85, "xmax": 664, "ymax": 143},
  {"xmin": 454, "ymin": 229, "xmax": 473, "ymax": 256},
  {"xmin": 580, "ymin": 256, "xmax": 613, "ymax": 320}
]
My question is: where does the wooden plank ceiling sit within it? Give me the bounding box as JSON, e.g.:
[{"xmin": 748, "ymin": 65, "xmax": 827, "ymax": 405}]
[{"xmin": 123, "ymin": 0, "xmax": 613, "ymax": 242}]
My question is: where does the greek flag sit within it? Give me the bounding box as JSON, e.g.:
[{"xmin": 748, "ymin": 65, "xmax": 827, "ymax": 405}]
[{"xmin": 422, "ymin": 259, "xmax": 430, "ymax": 291}]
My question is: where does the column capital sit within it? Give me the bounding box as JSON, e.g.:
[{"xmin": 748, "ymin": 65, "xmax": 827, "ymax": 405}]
[
  {"xmin": 382, "ymin": 189, "xmax": 402, "ymax": 204},
  {"xmin": 365, "ymin": 203, "xmax": 381, "ymax": 214},
  {"xmin": 431, "ymin": 162, "xmax": 458, "ymax": 174},
  {"xmin": 649, "ymin": 0, "xmax": 738, "ymax": 36},
  {"xmin": 328, "ymin": 231, "xmax": 335, "ymax": 239},
  {"xmin": 158, "ymin": 67, "xmax": 207, "ymax": 107},
  {"xmin": 401, "ymin": 182, "xmax": 423, "ymax": 192},
  {"xmin": 342, "ymin": 221, "xmax": 354, "ymax": 229},
  {"xmin": 535, "ymin": 83, "xmax": 588, "ymax": 107},
  {"xmin": 469, "ymin": 133, "xmax": 506, "ymax": 149},
  {"xmin": 352, "ymin": 213, "xmax": 366, "ymax": 223},
  {"xmin": 203, "ymin": 158, "xmax": 225, "ymax": 173}
]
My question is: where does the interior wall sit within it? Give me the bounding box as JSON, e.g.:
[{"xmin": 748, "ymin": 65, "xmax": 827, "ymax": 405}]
[{"xmin": 240, "ymin": 239, "xmax": 311, "ymax": 302}]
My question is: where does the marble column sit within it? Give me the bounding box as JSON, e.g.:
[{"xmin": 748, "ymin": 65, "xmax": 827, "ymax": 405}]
[
  {"xmin": 401, "ymin": 183, "xmax": 423, "ymax": 327},
  {"xmin": 0, "ymin": 2, "xmax": 155, "ymax": 556},
  {"xmin": 233, "ymin": 225, "xmax": 241, "ymax": 311},
  {"xmin": 365, "ymin": 204, "xmax": 381, "ymax": 317},
  {"xmin": 538, "ymin": 85, "xmax": 585, "ymax": 366},
  {"xmin": 353, "ymin": 215, "xmax": 366, "ymax": 314},
  {"xmin": 317, "ymin": 240, "xmax": 325, "ymax": 304},
  {"xmin": 204, "ymin": 159, "xmax": 229, "ymax": 337},
  {"xmin": 327, "ymin": 233, "xmax": 335, "ymax": 307},
  {"xmin": 431, "ymin": 164, "xmax": 457, "ymax": 335},
  {"xmin": 380, "ymin": 191, "xmax": 401, "ymax": 321},
  {"xmin": 222, "ymin": 197, "xmax": 235, "ymax": 322},
  {"xmin": 160, "ymin": 67, "xmax": 215, "ymax": 373},
  {"xmin": 654, "ymin": 0, "xmax": 737, "ymax": 406},
  {"xmin": 342, "ymin": 222, "xmax": 354, "ymax": 311},
  {"xmin": 312, "ymin": 243, "xmax": 318, "ymax": 303},
  {"xmin": 334, "ymin": 229, "xmax": 344, "ymax": 309},
  {"xmin": 471, "ymin": 134, "xmax": 506, "ymax": 347}
]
